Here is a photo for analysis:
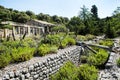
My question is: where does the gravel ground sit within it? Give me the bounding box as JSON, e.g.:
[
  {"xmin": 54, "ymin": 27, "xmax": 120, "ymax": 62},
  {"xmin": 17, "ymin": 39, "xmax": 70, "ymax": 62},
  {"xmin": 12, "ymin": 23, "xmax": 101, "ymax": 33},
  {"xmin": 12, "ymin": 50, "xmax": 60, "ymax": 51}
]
[{"xmin": 0, "ymin": 45, "xmax": 77, "ymax": 79}]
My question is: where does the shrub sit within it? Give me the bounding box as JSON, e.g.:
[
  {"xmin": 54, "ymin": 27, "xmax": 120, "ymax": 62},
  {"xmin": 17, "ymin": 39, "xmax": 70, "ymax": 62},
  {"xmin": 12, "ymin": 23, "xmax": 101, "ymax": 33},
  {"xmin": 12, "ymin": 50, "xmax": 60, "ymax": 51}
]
[
  {"xmin": 37, "ymin": 44, "xmax": 58, "ymax": 56},
  {"xmin": 51, "ymin": 61, "xmax": 79, "ymax": 80},
  {"xmin": 76, "ymin": 35, "xmax": 87, "ymax": 41},
  {"xmin": 11, "ymin": 47, "xmax": 35, "ymax": 62},
  {"xmin": 60, "ymin": 38, "xmax": 68, "ymax": 48},
  {"xmin": 59, "ymin": 36, "xmax": 76, "ymax": 48},
  {"xmin": 67, "ymin": 37, "xmax": 76, "ymax": 45},
  {"xmin": 49, "ymin": 46, "xmax": 58, "ymax": 54},
  {"xmin": 80, "ymin": 55, "xmax": 88, "ymax": 63},
  {"xmin": 51, "ymin": 62, "xmax": 98, "ymax": 80},
  {"xmin": 37, "ymin": 44, "xmax": 50, "ymax": 56},
  {"xmin": 0, "ymin": 53, "xmax": 11, "ymax": 68},
  {"xmin": 78, "ymin": 64, "xmax": 98, "ymax": 80},
  {"xmin": 43, "ymin": 34, "xmax": 61, "ymax": 46},
  {"xmin": 99, "ymin": 39, "xmax": 114, "ymax": 47},
  {"xmin": 117, "ymin": 58, "xmax": 120, "ymax": 67},
  {"xmin": 85, "ymin": 34, "xmax": 95, "ymax": 40},
  {"xmin": 87, "ymin": 49, "xmax": 108, "ymax": 66},
  {"xmin": 2, "ymin": 41, "xmax": 20, "ymax": 48}
]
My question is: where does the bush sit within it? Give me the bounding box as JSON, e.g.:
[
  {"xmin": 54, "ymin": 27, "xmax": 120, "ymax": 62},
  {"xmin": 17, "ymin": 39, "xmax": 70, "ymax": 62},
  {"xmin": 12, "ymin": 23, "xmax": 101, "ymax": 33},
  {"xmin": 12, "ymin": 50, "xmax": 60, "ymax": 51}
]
[
  {"xmin": 76, "ymin": 35, "xmax": 87, "ymax": 41},
  {"xmin": 59, "ymin": 36, "xmax": 76, "ymax": 48},
  {"xmin": 78, "ymin": 64, "xmax": 98, "ymax": 80},
  {"xmin": 2, "ymin": 41, "xmax": 21, "ymax": 48},
  {"xmin": 0, "ymin": 53, "xmax": 11, "ymax": 68},
  {"xmin": 99, "ymin": 39, "xmax": 114, "ymax": 47},
  {"xmin": 51, "ymin": 61, "xmax": 79, "ymax": 80},
  {"xmin": 80, "ymin": 55, "xmax": 88, "ymax": 63},
  {"xmin": 11, "ymin": 47, "xmax": 35, "ymax": 62},
  {"xmin": 51, "ymin": 62, "xmax": 98, "ymax": 80},
  {"xmin": 37, "ymin": 44, "xmax": 58, "ymax": 56},
  {"xmin": 85, "ymin": 34, "xmax": 95, "ymax": 40},
  {"xmin": 87, "ymin": 49, "xmax": 108, "ymax": 67},
  {"xmin": 49, "ymin": 46, "xmax": 58, "ymax": 54},
  {"xmin": 117, "ymin": 58, "xmax": 120, "ymax": 67},
  {"xmin": 67, "ymin": 37, "xmax": 76, "ymax": 45},
  {"xmin": 37, "ymin": 44, "xmax": 50, "ymax": 56}
]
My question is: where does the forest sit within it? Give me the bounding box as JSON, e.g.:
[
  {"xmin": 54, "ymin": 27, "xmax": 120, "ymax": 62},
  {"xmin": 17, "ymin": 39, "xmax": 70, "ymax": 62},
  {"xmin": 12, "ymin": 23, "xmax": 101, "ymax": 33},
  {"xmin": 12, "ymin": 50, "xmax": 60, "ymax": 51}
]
[{"xmin": 0, "ymin": 5, "xmax": 120, "ymax": 38}]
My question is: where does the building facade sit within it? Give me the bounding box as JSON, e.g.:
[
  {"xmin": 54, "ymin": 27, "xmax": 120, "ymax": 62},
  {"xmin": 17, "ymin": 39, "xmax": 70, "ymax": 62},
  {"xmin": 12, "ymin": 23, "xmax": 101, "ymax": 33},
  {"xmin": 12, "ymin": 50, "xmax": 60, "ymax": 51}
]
[{"xmin": 0, "ymin": 19, "xmax": 55, "ymax": 39}]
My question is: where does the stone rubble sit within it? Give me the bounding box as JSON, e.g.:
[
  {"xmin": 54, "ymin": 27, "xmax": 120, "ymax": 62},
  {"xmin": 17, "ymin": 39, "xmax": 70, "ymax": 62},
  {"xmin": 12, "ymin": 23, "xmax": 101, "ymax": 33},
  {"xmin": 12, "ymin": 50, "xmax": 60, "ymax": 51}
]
[{"xmin": 98, "ymin": 39, "xmax": 120, "ymax": 80}]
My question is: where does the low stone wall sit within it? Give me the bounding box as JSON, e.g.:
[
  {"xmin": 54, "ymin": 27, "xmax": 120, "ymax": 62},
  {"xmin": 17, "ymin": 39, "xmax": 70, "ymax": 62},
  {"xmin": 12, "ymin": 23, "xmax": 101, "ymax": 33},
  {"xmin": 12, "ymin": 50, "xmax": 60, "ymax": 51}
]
[{"xmin": 2, "ymin": 46, "xmax": 81, "ymax": 80}]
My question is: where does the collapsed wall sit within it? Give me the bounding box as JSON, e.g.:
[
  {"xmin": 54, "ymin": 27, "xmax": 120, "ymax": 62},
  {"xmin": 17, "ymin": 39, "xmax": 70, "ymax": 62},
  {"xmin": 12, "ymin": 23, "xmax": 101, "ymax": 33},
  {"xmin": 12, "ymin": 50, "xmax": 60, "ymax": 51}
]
[{"xmin": 2, "ymin": 46, "xmax": 81, "ymax": 80}]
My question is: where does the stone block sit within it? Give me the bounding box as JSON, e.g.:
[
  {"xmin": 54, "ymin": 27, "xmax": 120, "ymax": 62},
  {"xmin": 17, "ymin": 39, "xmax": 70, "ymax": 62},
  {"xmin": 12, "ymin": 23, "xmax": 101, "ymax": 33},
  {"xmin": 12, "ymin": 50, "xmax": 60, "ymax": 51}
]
[
  {"xmin": 9, "ymin": 71, "xmax": 14, "ymax": 78},
  {"xmin": 3, "ymin": 74, "xmax": 10, "ymax": 80},
  {"xmin": 20, "ymin": 75, "xmax": 25, "ymax": 80},
  {"xmin": 29, "ymin": 65, "xmax": 34, "ymax": 72},
  {"xmin": 25, "ymin": 73, "xmax": 30, "ymax": 79}
]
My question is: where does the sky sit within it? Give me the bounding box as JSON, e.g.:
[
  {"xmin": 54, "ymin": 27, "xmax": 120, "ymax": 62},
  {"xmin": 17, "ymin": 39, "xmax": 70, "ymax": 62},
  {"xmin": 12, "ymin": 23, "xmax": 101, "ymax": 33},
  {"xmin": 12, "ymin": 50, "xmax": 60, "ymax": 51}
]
[{"xmin": 0, "ymin": 0, "xmax": 120, "ymax": 18}]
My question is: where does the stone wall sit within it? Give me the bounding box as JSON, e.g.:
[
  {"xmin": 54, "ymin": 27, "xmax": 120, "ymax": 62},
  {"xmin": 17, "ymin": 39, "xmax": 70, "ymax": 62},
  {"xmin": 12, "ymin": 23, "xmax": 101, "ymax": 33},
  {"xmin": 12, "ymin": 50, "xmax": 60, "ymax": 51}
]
[{"xmin": 2, "ymin": 46, "xmax": 81, "ymax": 80}]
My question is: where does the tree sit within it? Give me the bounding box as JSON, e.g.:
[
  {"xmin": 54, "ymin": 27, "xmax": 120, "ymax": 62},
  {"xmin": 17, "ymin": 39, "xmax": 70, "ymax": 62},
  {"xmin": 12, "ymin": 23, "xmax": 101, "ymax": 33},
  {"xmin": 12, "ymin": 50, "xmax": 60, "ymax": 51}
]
[
  {"xmin": 52, "ymin": 15, "xmax": 62, "ymax": 24},
  {"xmin": 91, "ymin": 5, "xmax": 98, "ymax": 19},
  {"xmin": 15, "ymin": 12, "xmax": 30, "ymax": 23},
  {"xmin": 0, "ymin": 8, "xmax": 12, "ymax": 21},
  {"xmin": 78, "ymin": 5, "xmax": 92, "ymax": 34},
  {"xmin": 37, "ymin": 13, "xmax": 51, "ymax": 22},
  {"xmin": 79, "ymin": 5, "xmax": 91, "ymax": 21},
  {"xmin": 105, "ymin": 17, "xmax": 116, "ymax": 38},
  {"xmin": 67, "ymin": 16, "xmax": 84, "ymax": 35},
  {"xmin": 113, "ymin": 7, "xmax": 120, "ymax": 15},
  {"xmin": 26, "ymin": 10, "xmax": 36, "ymax": 19}
]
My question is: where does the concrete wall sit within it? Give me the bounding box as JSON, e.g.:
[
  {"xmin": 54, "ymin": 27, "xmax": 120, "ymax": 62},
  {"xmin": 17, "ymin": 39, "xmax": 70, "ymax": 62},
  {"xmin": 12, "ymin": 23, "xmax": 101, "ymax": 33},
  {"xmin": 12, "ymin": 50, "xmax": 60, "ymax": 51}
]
[{"xmin": 2, "ymin": 46, "xmax": 81, "ymax": 80}]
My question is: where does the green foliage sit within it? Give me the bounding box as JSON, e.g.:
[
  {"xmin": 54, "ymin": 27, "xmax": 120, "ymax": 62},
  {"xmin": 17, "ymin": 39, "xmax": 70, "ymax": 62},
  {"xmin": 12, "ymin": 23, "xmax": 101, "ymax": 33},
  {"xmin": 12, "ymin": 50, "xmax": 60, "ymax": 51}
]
[
  {"xmin": 51, "ymin": 62, "xmax": 98, "ymax": 80},
  {"xmin": 52, "ymin": 26, "xmax": 68, "ymax": 32},
  {"xmin": 37, "ymin": 44, "xmax": 50, "ymax": 56},
  {"xmin": 76, "ymin": 34, "xmax": 95, "ymax": 41},
  {"xmin": 37, "ymin": 44, "xmax": 58, "ymax": 56},
  {"xmin": 11, "ymin": 47, "xmax": 35, "ymax": 62},
  {"xmin": 0, "ymin": 53, "xmax": 11, "ymax": 68},
  {"xmin": 44, "ymin": 34, "xmax": 61, "ymax": 46},
  {"xmin": 91, "ymin": 5, "xmax": 98, "ymax": 19},
  {"xmin": 60, "ymin": 36, "xmax": 76, "ymax": 48},
  {"xmin": 85, "ymin": 34, "xmax": 95, "ymax": 40},
  {"xmin": 116, "ymin": 58, "xmax": 120, "ymax": 67},
  {"xmin": 78, "ymin": 64, "xmax": 98, "ymax": 80},
  {"xmin": 76, "ymin": 35, "xmax": 87, "ymax": 41},
  {"xmin": 87, "ymin": 49, "xmax": 108, "ymax": 66},
  {"xmin": 0, "ymin": 39, "xmax": 36, "ymax": 68},
  {"xmin": 51, "ymin": 62, "xmax": 79, "ymax": 80},
  {"xmin": 80, "ymin": 55, "xmax": 88, "ymax": 63},
  {"xmin": 0, "ymin": 24, "xmax": 12, "ymax": 29},
  {"xmin": 67, "ymin": 16, "xmax": 84, "ymax": 35},
  {"xmin": 99, "ymin": 39, "xmax": 114, "ymax": 47}
]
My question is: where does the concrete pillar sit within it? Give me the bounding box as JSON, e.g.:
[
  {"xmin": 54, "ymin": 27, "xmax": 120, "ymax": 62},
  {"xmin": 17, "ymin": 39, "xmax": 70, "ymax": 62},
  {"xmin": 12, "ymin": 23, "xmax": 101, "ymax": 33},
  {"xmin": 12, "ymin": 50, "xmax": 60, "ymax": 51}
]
[
  {"xmin": 28, "ymin": 26, "xmax": 30, "ymax": 36},
  {"xmin": 18, "ymin": 27, "xmax": 20, "ymax": 34}
]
